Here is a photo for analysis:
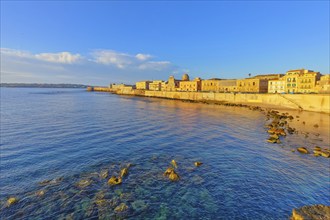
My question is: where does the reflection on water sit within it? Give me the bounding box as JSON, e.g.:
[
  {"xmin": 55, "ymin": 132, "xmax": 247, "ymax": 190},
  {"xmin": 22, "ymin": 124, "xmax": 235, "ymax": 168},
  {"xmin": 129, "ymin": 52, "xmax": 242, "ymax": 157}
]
[{"xmin": 0, "ymin": 88, "xmax": 329, "ymax": 219}]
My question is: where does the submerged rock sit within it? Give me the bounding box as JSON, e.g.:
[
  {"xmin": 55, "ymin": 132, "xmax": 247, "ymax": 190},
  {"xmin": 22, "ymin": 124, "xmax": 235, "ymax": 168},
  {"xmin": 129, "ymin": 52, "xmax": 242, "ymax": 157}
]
[
  {"xmin": 108, "ymin": 176, "xmax": 122, "ymax": 185},
  {"xmin": 194, "ymin": 161, "xmax": 203, "ymax": 167},
  {"xmin": 114, "ymin": 203, "xmax": 128, "ymax": 213},
  {"xmin": 163, "ymin": 167, "xmax": 180, "ymax": 181},
  {"xmin": 76, "ymin": 179, "xmax": 92, "ymax": 188},
  {"xmin": 39, "ymin": 177, "xmax": 63, "ymax": 186},
  {"xmin": 6, "ymin": 197, "xmax": 18, "ymax": 207},
  {"xmin": 35, "ymin": 190, "xmax": 46, "ymax": 197},
  {"xmin": 163, "ymin": 167, "xmax": 175, "ymax": 177},
  {"xmin": 171, "ymin": 160, "xmax": 178, "ymax": 168},
  {"xmin": 131, "ymin": 200, "xmax": 148, "ymax": 212},
  {"xmin": 100, "ymin": 169, "xmax": 108, "ymax": 179},
  {"xmin": 169, "ymin": 171, "xmax": 180, "ymax": 181},
  {"xmin": 120, "ymin": 168, "xmax": 128, "ymax": 177},
  {"xmin": 297, "ymin": 147, "xmax": 309, "ymax": 154},
  {"xmin": 292, "ymin": 204, "xmax": 330, "ymax": 220}
]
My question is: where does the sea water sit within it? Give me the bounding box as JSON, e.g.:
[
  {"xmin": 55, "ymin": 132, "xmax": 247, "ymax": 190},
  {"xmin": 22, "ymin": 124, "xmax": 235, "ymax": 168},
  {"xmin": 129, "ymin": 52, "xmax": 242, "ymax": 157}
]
[{"xmin": 0, "ymin": 88, "xmax": 329, "ymax": 219}]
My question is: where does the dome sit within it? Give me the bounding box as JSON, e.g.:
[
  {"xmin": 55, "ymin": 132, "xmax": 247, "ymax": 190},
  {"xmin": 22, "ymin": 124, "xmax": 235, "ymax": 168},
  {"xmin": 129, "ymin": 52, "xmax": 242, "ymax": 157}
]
[{"xmin": 182, "ymin": 73, "xmax": 190, "ymax": 81}]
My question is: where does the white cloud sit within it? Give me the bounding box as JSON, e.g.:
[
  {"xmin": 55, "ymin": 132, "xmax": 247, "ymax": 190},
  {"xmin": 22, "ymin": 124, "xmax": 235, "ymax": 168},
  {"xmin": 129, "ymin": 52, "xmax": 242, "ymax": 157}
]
[
  {"xmin": 135, "ymin": 53, "xmax": 152, "ymax": 61},
  {"xmin": 138, "ymin": 61, "xmax": 171, "ymax": 71},
  {"xmin": 0, "ymin": 48, "xmax": 82, "ymax": 64},
  {"xmin": 92, "ymin": 50, "xmax": 133, "ymax": 69},
  {"xmin": 35, "ymin": 52, "xmax": 82, "ymax": 64},
  {"xmin": 1, "ymin": 47, "xmax": 180, "ymax": 85},
  {"xmin": 0, "ymin": 48, "xmax": 33, "ymax": 58}
]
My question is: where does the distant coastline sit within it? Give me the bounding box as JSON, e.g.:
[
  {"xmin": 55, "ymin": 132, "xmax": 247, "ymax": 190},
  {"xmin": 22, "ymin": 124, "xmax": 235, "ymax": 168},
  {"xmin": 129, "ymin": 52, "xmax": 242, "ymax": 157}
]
[{"xmin": 0, "ymin": 83, "xmax": 88, "ymax": 88}]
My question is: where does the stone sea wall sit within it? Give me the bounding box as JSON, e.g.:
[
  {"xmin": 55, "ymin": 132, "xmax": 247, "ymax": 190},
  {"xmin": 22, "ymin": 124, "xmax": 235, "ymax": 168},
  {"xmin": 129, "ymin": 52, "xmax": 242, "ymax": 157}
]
[{"xmin": 93, "ymin": 88, "xmax": 330, "ymax": 114}]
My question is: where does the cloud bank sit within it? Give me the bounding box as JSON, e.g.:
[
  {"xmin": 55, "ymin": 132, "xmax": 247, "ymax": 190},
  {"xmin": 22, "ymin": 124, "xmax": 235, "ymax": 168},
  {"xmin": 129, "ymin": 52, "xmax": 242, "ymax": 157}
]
[{"xmin": 0, "ymin": 48, "xmax": 178, "ymax": 85}]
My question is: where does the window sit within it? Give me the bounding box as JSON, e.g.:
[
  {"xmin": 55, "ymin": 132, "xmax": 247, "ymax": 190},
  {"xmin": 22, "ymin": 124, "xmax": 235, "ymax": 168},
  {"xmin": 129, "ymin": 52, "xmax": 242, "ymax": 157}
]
[
  {"xmin": 287, "ymin": 78, "xmax": 291, "ymax": 82},
  {"xmin": 293, "ymin": 78, "xmax": 296, "ymax": 82},
  {"xmin": 309, "ymin": 79, "xmax": 311, "ymax": 83},
  {"xmin": 253, "ymin": 82, "xmax": 256, "ymax": 86},
  {"xmin": 287, "ymin": 84, "xmax": 291, "ymax": 87}
]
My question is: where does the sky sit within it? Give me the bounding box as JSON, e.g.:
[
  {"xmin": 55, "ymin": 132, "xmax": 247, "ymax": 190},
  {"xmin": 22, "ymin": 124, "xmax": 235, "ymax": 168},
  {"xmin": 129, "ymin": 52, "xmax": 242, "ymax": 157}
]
[{"xmin": 1, "ymin": 1, "xmax": 329, "ymax": 86}]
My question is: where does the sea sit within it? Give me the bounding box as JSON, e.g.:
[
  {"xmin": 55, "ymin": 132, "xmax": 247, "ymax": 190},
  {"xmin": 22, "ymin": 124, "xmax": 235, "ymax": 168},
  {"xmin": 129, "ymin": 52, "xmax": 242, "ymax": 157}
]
[{"xmin": 0, "ymin": 88, "xmax": 329, "ymax": 219}]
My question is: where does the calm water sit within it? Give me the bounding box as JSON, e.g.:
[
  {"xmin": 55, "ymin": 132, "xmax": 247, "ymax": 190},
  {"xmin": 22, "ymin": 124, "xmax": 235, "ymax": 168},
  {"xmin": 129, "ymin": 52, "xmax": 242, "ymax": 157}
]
[{"xmin": 0, "ymin": 88, "xmax": 329, "ymax": 219}]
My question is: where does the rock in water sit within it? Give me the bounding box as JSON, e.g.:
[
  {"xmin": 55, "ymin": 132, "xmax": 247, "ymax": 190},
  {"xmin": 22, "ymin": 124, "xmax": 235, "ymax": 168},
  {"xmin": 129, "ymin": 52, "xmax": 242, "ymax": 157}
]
[
  {"xmin": 6, "ymin": 197, "xmax": 18, "ymax": 207},
  {"xmin": 76, "ymin": 179, "xmax": 92, "ymax": 188},
  {"xmin": 163, "ymin": 167, "xmax": 174, "ymax": 177},
  {"xmin": 297, "ymin": 147, "xmax": 309, "ymax": 154},
  {"xmin": 114, "ymin": 203, "xmax": 128, "ymax": 212},
  {"xmin": 108, "ymin": 176, "xmax": 122, "ymax": 185},
  {"xmin": 292, "ymin": 204, "xmax": 330, "ymax": 220},
  {"xmin": 35, "ymin": 190, "xmax": 46, "ymax": 197},
  {"xmin": 171, "ymin": 160, "xmax": 178, "ymax": 168},
  {"xmin": 120, "ymin": 168, "xmax": 128, "ymax": 177},
  {"xmin": 169, "ymin": 171, "xmax": 180, "ymax": 181},
  {"xmin": 100, "ymin": 169, "xmax": 108, "ymax": 179},
  {"xmin": 194, "ymin": 162, "xmax": 203, "ymax": 167}
]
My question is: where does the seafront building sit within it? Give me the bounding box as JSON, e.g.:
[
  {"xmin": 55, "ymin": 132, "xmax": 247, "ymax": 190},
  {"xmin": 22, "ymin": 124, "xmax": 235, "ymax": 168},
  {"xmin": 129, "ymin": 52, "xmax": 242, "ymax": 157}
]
[
  {"xmin": 201, "ymin": 79, "xmax": 237, "ymax": 92},
  {"xmin": 149, "ymin": 80, "xmax": 164, "ymax": 91},
  {"xmin": 133, "ymin": 69, "xmax": 329, "ymax": 94},
  {"xmin": 268, "ymin": 77, "xmax": 286, "ymax": 93},
  {"xmin": 316, "ymin": 74, "xmax": 330, "ymax": 94},
  {"xmin": 136, "ymin": 81, "xmax": 152, "ymax": 90},
  {"xmin": 179, "ymin": 77, "xmax": 202, "ymax": 91}
]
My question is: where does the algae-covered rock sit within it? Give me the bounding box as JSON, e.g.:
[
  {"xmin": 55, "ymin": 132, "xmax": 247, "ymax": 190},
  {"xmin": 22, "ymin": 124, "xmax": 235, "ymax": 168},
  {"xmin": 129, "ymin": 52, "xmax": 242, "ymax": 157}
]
[
  {"xmin": 131, "ymin": 200, "xmax": 148, "ymax": 212},
  {"xmin": 194, "ymin": 162, "xmax": 203, "ymax": 167},
  {"xmin": 39, "ymin": 177, "xmax": 63, "ymax": 186},
  {"xmin": 6, "ymin": 197, "xmax": 18, "ymax": 207},
  {"xmin": 313, "ymin": 150, "xmax": 322, "ymax": 157},
  {"xmin": 171, "ymin": 160, "xmax": 178, "ymax": 168},
  {"xmin": 76, "ymin": 179, "xmax": 92, "ymax": 188},
  {"xmin": 163, "ymin": 167, "xmax": 174, "ymax": 177},
  {"xmin": 114, "ymin": 203, "xmax": 128, "ymax": 212},
  {"xmin": 297, "ymin": 147, "xmax": 309, "ymax": 154},
  {"xmin": 292, "ymin": 204, "xmax": 330, "ymax": 220},
  {"xmin": 100, "ymin": 169, "xmax": 108, "ymax": 179},
  {"xmin": 321, "ymin": 152, "xmax": 330, "ymax": 158},
  {"xmin": 108, "ymin": 176, "xmax": 122, "ymax": 185},
  {"xmin": 35, "ymin": 190, "xmax": 46, "ymax": 197},
  {"xmin": 120, "ymin": 168, "xmax": 128, "ymax": 177},
  {"xmin": 95, "ymin": 199, "xmax": 107, "ymax": 206},
  {"xmin": 169, "ymin": 171, "xmax": 180, "ymax": 181},
  {"xmin": 163, "ymin": 167, "xmax": 179, "ymax": 181}
]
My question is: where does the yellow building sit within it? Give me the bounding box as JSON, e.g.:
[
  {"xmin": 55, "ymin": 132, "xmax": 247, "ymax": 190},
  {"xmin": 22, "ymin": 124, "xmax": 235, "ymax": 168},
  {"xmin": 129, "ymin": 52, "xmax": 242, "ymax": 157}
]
[
  {"xmin": 268, "ymin": 77, "xmax": 285, "ymax": 93},
  {"xmin": 163, "ymin": 76, "xmax": 180, "ymax": 91},
  {"xmin": 179, "ymin": 77, "xmax": 202, "ymax": 92},
  {"xmin": 136, "ymin": 81, "xmax": 152, "ymax": 90},
  {"xmin": 201, "ymin": 79, "xmax": 237, "ymax": 92},
  {"xmin": 284, "ymin": 69, "xmax": 320, "ymax": 93},
  {"xmin": 297, "ymin": 70, "xmax": 320, "ymax": 93},
  {"xmin": 237, "ymin": 78, "xmax": 268, "ymax": 93},
  {"xmin": 149, "ymin": 80, "xmax": 164, "ymax": 91},
  {"xmin": 316, "ymin": 74, "xmax": 330, "ymax": 94}
]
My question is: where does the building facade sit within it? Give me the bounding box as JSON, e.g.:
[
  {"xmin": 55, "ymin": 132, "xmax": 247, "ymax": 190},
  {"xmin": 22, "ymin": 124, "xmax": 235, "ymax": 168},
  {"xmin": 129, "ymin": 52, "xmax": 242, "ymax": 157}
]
[
  {"xmin": 149, "ymin": 80, "xmax": 164, "ymax": 91},
  {"xmin": 297, "ymin": 71, "xmax": 320, "ymax": 93},
  {"xmin": 136, "ymin": 81, "xmax": 152, "ymax": 90},
  {"xmin": 179, "ymin": 77, "xmax": 202, "ymax": 92},
  {"xmin": 268, "ymin": 77, "xmax": 285, "ymax": 93},
  {"xmin": 201, "ymin": 79, "xmax": 237, "ymax": 92},
  {"xmin": 316, "ymin": 74, "xmax": 330, "ymax": 94},
  {"xmin": 237, "ymin": 78, "xmax": 269, "ymax": 93},
  {"xmin": 284, "ymin": 69, "xmax": 320, "ymax": 93}
]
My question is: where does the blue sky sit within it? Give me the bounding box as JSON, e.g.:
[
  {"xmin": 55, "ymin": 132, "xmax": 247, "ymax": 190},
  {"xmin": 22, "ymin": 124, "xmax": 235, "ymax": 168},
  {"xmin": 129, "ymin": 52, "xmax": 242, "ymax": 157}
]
[{"xmin": 1, "ymin": 1, "xmax": 329, "ymax": 86}]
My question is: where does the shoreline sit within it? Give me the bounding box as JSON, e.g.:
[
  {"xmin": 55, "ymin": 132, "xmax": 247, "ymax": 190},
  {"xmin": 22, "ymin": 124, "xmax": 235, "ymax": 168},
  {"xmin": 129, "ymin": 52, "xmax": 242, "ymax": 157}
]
[{"xmin": 89, "ymin": 87, "xmax": 330, "ymax": 115}]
